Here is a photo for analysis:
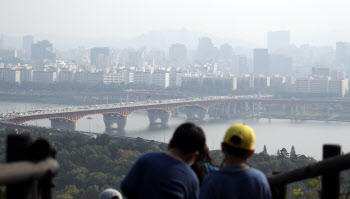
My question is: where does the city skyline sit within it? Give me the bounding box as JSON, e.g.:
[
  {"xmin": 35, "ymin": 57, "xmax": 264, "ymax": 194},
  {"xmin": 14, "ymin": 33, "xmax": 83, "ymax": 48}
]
[
  {"xmin": 0, "ymin": 29, "xmax": 349, "ymax": 51},
  {"xmin": 1, "ymin": 0, "xmax": 350, "ymax": 47}
]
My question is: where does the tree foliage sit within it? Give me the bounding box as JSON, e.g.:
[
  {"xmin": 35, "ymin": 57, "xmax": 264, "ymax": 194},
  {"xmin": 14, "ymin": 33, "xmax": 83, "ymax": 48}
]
[
  {"xmin": 1, "ymin": 129, "xmax": 350, "ymax": 199},
  {"xmin": 0, "ymin": 130, "xmax": 167, "ymax": 198}
]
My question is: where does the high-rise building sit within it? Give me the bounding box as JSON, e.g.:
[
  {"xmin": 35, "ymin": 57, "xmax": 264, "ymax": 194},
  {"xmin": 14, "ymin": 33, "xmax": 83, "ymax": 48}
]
[
  {"xmin": 232, "ymin": 55, "xmax": 247, "ymax": 75},
  {"xmin": 20, "ymin": 67, "xmax": 34, "ymax": 82},
  {"xmin": 296, "ymin": 77, "xmax": 348, "ymax": 97},
  {"xmin": 238, "ymin": 56, "xmax": 248, "ymax": 75},
  {"xmin": 253, "ymin": 49, "xmax": 269, "ymax": 75},
  {"xmin": 0, "ymin": 49, "xmax": 17, "ymax": 62},
  {"xmin": 133, "ymin": 71, "xmax": 152, "ymax": 84},
  {"xmin": 90, "ymin": 47, "xmax": 110, "ymax": 69},
  {"xmin": 220, "ymin": 43, "xmax": 233, "ymax": 61},
  {"xmin": 127, "ymin": 50, "xmax": 146, "ymax": 69},
  {"xmin": 23, "ymin": 35, "xmax": 34, "ymax": 60},
  {"xmin": 336, "ymin": 42, "xmax": 350, "ymax": 71},
  {"xmin": 0, "ymin": 68, "xmax": 20, "ymax": 83},
  {"xmin": 127, "ymin": 51, "xmax": 138, "ymax": 68},
  {"xmin": 148, "ymin": 49, "xmax": 166, "ymax": 67},
  {"xmin": 197, "ymin": 37, "xmax": 215, "ymax": 62},
  {"xmin": 31, "ymin": 40, "xmax": 56, "ymax": 61},
  {"xmin": 152, "ymin": 70, "xmax": 170, "ymax": 88},
  {"xmin": 33, "ymin": 70, "xmax": 57, "ymax": 83},
  {"xmin": 169, "ymin": 43, "xmax": 187, "ymax": 67},
  {"xmin": 267, "ymin": 31, "xmax": 290, "ymax": 53},
  {"xmin": 0, "ymin": 34, "xmax": 3, "ymax": 49},
  {"xmin": 269, "ymin": 54, "xmax": 292, "ymax": 75}
]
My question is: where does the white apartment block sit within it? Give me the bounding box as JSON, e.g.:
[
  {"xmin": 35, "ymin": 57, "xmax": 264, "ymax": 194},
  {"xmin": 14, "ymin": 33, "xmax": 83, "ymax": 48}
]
[
  {"xmin": 103, "ymin": 72, "xmax": 123, "ymax": 84},
  {"xmin": 296, "ymin": 77, "xmax": 310, "ymax": 93},
  {"xmin": 152, "ymin": 71, "xmax": 170, "ymax": 88},
  {"xmin": 329, "ymin": 79, "xmax": 348, "ymax": 97},
  {"xmin": 309, "ymin": 77, "xmax": 330, "ymax": 94},
  {"xmin": 203, "ymin": 76, "xmax": 237, "ymax": 90},
  {"xmin": 0, "ymin": 68, "xmax": 20, "ymax": 83},
  {"xmin": 20, "ymin": 68, "xmax": 34, "ymax": 82},
  {"xmin": 296, "ymin": 77, "xmax": 348, "ymax": 96},
  {"xmin": 181, "ymin": 76, "xmax": 204, "ymax": 88},
  {"xmin": 133, "ymin": 71, "xmax": 152, "ymax": 85},
  {"xmin": 237, "ymin": 74, "xmax": 255, "ymax": 89},
  {"xmin": 58, "ymin": 70, "xmax": 76, "ymax": 82},
  {"xmin": 254, "ymin": 75, "xmax": 270, "ymax": 89},
  {"xmin": 75, "ymin": 72, "xmax": 103, "ymax": 84},
  {"xmin": 123, "ymin": 70, "xmax": 134, "ymax": 85},
  {"xmin": 169, "ymin": 72, "xmax": 183, "ymax": 88},
  {"xmin": 182, "ymin": 72, "xmax": 203, "ymax": 78},
  {"xmin": 270, "ymin": 75, "xmax": 286, "ymax": 87},
  {"xmin": 33, "ymin": 70, "xmax": 57, "ymax": 83}
]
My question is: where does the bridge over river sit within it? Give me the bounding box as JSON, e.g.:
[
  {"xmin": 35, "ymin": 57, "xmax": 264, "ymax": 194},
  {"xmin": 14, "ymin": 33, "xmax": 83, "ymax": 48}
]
[{"xmin": 2, "ymin": 95, "xmax": 350, "ymax": 131}]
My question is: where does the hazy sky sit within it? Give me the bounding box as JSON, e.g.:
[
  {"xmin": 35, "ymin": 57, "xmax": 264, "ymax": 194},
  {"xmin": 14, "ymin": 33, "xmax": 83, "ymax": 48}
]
[{"xmin": 1, "ymin": 0, "xmax": 350, "ymax": 46}]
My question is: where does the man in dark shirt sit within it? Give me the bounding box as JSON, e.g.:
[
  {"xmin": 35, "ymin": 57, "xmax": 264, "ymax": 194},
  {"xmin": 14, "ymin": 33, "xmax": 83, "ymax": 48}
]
[
  {"xmin": 121, "ymin": 123, "xmax": 206, "ymax": 199},
  {"xmin": 200, "ymin": 124, "xmax": 272, "ymax": 199}
]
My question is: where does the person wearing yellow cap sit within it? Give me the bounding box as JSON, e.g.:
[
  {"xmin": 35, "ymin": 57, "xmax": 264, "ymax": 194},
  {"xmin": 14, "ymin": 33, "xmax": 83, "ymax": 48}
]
[{"xmin": 199, "ymin": 123, "xmax": 272, "ymax": 199}]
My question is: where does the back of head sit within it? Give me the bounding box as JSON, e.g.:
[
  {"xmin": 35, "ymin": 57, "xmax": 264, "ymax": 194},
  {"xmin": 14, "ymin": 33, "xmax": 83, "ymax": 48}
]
[
  {"xmin": 222, "ymin": 123, "xmax": 256, "ymax": 158},
  {"xmin": 99, "ymin": 188, "xmax": 123, "ymax": 199},
  {"xmin": 169, "ymin": 123, "xmax": 206, "ymax": 154}
]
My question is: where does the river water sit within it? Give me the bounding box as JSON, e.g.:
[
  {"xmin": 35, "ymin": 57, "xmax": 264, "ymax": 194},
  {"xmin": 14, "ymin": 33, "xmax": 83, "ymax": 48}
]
[{"xmin": 1, "ymin": 101, "xmax": 350, "ymax": 160}]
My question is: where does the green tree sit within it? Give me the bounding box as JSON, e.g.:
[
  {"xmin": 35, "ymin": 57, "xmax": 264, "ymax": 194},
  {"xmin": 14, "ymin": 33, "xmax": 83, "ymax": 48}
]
[{"xmin": 290, "ymin": 145, "xmax": 297, "ymax": 161}]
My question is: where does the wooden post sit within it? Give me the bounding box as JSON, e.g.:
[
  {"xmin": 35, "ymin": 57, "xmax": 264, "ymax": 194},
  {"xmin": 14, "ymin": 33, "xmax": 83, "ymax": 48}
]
[
  {"xmin": 322, "ymin": 144, "xmax": 341, "ymax": 199},
  {"xmin": 6, "ymin": 134, "xmax": 34, "ymax": 199},
  {"xmin": 5, "ymin": 135, "xmax": 56, "ymax": 199},
  {"xmin": 271, "ymin": 171, "xmax": 286, "ymax": 199}
]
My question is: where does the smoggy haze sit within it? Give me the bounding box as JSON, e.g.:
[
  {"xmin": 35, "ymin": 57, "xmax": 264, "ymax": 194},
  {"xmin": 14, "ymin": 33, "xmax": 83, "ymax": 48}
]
[{"xmin": 1, "ymin": 0, "xmax": 350, "ymax": 46}]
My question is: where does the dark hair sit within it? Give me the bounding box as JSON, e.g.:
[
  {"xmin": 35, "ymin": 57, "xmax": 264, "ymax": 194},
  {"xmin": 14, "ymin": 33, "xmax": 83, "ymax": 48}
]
[
  {"xmin": 191, "ymin": 145, "xmax": 218, "ymax": 184},
  {"xmin": 222, "ymin": 143, "xmax": 251, "ymax": 159},
  {"xmin": 169, "ymin": 123, "xmax": 206, "ymax": 154},
  {"xmin": 111, "ymin": 197, "xmax": 119, "ymax": 199}
]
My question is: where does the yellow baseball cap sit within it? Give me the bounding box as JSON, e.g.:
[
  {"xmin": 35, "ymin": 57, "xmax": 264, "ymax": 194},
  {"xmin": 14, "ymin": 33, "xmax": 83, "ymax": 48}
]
[{"xmin": 223, "ymin": 124, "xmax": 256, "ymax": 150}]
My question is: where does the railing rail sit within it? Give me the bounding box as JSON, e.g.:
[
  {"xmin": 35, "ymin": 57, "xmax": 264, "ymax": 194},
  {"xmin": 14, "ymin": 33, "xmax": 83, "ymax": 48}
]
[
  {"xmin": 0, "ymin": 158, "xmax": 58, "ymax": 185},
  {"xmin": 268, "ymin": 145, "xmax": 346, "ymax": 199},
  {"xmin": 0, "ymin": 134, "xmax": 58, "ymax": 199}
]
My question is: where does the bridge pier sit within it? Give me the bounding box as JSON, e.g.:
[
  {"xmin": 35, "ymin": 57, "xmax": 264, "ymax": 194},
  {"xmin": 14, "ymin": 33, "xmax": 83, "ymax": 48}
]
[
  {"xmin": 50, "ymin": 118, "xmax": 76, "ymax": 131},
  {"xmin": 185, "ymin": 106, "xmax": 207, "ymax": 120},
  {"xmin": 147, "ymin": 110, "xmax": 171, "ymax": 126},
  {"xmin": 103, "ymin": 114, "xmax": 128, "ymax": 130}
]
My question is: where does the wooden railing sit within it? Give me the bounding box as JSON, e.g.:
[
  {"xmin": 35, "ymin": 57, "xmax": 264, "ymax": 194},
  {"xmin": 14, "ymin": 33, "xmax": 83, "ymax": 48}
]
[
  {"xmin": 268, "ymin": 145, "xmax": 349, "ymax": 199},
  {"xmin": 0, "ymin": 134, "xmax": 59, "ymax": 199}
]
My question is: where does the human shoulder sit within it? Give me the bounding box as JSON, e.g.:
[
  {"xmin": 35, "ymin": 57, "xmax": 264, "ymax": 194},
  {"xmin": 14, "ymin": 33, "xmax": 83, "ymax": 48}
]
[
  {"xmin": 141, "ymin": 151, "xmax": 165, "ymax": 158},
  {"xmin": 134, "ymin": 152, "xmax": 166, "ymax": 163},
  {"xmin": 245, "ymin": 167, "xmax": 268, "ymax": 179}
]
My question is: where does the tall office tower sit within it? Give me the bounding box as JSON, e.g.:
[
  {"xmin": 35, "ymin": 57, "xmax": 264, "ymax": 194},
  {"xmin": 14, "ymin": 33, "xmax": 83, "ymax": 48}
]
[
  {"xmin": 137, "ymin": 51, "xmax": 147, "ymax": 69},
  {"xmin": 169, "ymin": 43, "xmax": 187, "ymax": 67},
  {"xmin": 267, "ymin": 31, "xmax": 290, "ymax": 53},
  {"xmin": 254, "ymin": 49, "xmax": 269, "ymax": 75},
  {"xmin": 149, "ymin": 49, "xmax": 166, "ymax": 67},
  {"xmin": 269, "ymin": 54, "xmax": 292, "ymax": 75},
  {"xmin": 90, "ymin": 47, "xmax": 110, "ymax": 69},
  {"xmin": 336, "ymin": 42, "xmax": 350, "ymax": 71},
  {"xmin": 220, "ymin": 43, "xmax": 233, "ymax": 61},
  {"xmin": 232, "ymin": 55, "xmax": 246, "ymax": 74},
  {"xmin": 23, "ymin": 35, "xmax": 34, "ymax": 60},
  {"xmin": 127, "ymin": 50, "xmax": 146, "ymax": 69},
  {"xmin": 127, "ymin": 51, "xmax": 138, "ymax": 68},
  {"xmin": 0, "ymin": 34, "xmax": 3, "ymax": 49},
  {"xmin": 31, "ymin": 40, "xmax": 56, "ymax": 61},
  {"xmin": 196, "ymin": 37, "xmax": 215, "ymax": 62},
  {"xmin": 238, "ymin": 56, "xmax": 248, "ymax": 75}
]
